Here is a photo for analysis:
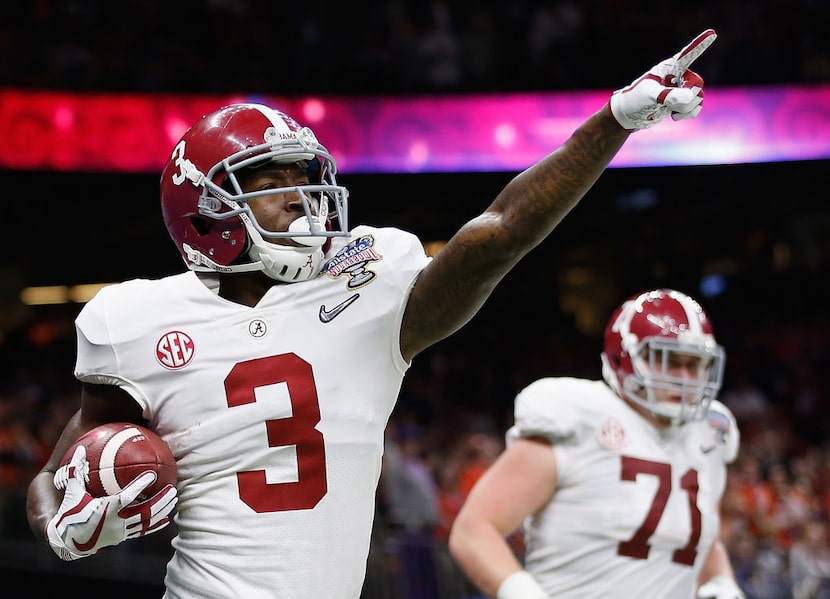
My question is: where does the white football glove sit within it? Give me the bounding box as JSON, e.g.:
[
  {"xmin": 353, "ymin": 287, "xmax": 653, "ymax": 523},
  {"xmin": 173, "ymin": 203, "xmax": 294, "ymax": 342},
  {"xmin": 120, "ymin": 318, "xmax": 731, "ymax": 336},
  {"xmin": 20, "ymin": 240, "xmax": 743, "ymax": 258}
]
[
  {"xmin": 697, "ymin": 575, "xmax": 746, "ymax": 599},
  {"xmin": 610, "ymin": 29, "xmax": 717, "ymax": 130},
  {"xmin": 45, "ymin": 445, "xmax": 178, "ymax": 561}
]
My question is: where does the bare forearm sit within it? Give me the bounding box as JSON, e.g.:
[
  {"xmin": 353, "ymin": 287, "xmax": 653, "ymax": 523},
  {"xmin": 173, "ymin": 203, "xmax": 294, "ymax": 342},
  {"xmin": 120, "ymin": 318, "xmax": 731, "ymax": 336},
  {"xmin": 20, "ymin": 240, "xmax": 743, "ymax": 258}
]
[
  {"xmin": 27, "ymin": 470, "xmax": 62, "ymax": 541},
  {"xmin": 25, "ymin": 403, "xmax": 108, "ymax": 541},
  {"xmin": 492, "ymin": 103, "xmax": 629, "ymax": 251},
  {"xmin": 401, "ymin": 105, "xmax": 629, "ymax": 359},
  {"xmin": 27, "ymin": 413, "xmax": 82, "ymax": 541},
  {"xmin": 449, "ymin": 519, "xmax": 524, "ymax": 598},
  {"xmin": 698, "ymin": 540, "xmax": 736, "ymax": 585},
  {"xmin": 449, "ymin": 104, "xmax": 630, "ymax": 274}
]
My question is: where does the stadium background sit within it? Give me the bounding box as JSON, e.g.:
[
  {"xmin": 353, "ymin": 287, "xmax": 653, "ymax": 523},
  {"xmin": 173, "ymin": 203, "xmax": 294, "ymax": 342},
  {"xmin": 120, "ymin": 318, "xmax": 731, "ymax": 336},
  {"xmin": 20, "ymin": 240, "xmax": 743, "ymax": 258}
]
[{"xmin": 1, "ymin": 2, "xmax": 828, "ymax": 597}]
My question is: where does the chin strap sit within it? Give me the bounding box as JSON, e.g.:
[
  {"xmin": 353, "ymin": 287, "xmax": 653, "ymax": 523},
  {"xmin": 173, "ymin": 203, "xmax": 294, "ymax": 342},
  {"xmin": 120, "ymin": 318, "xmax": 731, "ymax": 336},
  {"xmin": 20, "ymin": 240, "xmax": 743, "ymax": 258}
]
[{"xmin": 183, "ymin": 243, "xmax": 263, "ymax": 274}]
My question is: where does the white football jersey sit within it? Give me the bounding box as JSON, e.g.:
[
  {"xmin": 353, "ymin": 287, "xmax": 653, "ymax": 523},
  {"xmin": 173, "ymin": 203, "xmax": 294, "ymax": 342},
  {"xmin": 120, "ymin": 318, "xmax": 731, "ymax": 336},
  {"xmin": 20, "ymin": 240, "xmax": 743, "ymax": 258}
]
[
  {"xmin": 507, "ymin": 377, "xmax": 739, "ymax": 599},
  {"xmin": 74, "ymin": 226, "xmax": 431, "ymax": 599}
]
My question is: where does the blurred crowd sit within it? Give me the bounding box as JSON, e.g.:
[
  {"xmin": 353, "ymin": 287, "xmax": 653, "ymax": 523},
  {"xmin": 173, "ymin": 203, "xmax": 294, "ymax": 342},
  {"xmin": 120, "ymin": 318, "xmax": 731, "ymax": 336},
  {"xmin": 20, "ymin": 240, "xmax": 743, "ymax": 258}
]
[{"xmin": 2, "ymin": 0, "xmax": 828, "ymax": 96}]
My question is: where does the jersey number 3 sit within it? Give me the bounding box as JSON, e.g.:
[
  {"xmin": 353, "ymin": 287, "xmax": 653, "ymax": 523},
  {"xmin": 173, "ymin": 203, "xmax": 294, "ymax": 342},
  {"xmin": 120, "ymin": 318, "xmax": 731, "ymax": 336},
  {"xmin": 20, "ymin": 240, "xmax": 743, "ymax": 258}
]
[
  {"xmin": 618, "ymin": 456, "xmax": 701, "ymax": 566},
  {"xmin": 225, "ymin": 354, "xmax": 327, "ymax": 513}
]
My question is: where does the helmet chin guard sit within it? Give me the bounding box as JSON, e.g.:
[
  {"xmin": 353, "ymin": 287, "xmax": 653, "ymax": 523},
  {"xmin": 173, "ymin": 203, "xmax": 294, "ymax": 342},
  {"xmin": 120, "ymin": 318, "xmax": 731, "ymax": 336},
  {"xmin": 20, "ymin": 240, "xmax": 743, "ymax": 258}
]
[
  {"xmin": 620, "ymin": 336, "xmax": 723, "ymax": 423},
  {"xmin": 247, "ymin": 242, "xmax": 323, "ymax": 282},
  {"xmin": 245, "ymin": 218, "xmax": 325, "ymax": 283}
]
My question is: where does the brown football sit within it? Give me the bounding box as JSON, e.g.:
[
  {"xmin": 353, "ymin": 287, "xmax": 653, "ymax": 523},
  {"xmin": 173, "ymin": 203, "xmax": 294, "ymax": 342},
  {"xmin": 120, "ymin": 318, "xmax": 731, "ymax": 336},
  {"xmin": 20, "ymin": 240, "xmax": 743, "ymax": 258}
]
[{"xmin": 60, "ymin": 422, "xmax": 177, "ymax": 502}]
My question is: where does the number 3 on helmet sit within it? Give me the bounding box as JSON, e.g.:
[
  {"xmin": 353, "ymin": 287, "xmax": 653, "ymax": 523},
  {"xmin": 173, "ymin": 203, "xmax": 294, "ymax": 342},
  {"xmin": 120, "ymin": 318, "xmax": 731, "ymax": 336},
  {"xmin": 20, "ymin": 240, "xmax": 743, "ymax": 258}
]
[
  {"xmin": 601, "ymin": 289, "xmax": 726, "ymax": 424},
  {"xmin": 160, "ymin": 103, "xmax": 350, "ymax": 283}
]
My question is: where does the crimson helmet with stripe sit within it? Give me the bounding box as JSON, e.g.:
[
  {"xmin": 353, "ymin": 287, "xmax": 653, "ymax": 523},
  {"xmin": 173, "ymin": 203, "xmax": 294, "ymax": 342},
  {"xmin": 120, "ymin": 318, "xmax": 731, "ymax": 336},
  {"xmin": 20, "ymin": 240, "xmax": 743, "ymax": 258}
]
[
  {"xmin": 601, "ymin": 288, "xmax": 726, "ymax": 423},
  {"xmin": 160, "ymin": 103, "xmax": 349, "ymax": 283}
]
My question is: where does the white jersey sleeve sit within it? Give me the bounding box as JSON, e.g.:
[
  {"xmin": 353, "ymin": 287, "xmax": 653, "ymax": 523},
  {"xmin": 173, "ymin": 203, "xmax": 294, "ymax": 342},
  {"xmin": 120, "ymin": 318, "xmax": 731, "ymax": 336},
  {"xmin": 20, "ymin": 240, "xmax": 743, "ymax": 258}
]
[
  {"xmin": 74, "ymin": 225, "xmax": 430, "ymax": 599},
  {"xmin": 506, "ymin": 377, "xmax": 738, "ymax": 599}
]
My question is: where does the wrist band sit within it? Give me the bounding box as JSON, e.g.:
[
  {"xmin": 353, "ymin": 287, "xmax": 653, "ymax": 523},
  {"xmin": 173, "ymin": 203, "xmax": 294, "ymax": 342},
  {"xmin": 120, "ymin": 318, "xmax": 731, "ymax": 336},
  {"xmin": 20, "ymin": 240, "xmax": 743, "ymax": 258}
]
[
  {"xmin": 497, "ymin": 570, "xmax": 548, "ymax": 599},
  {"xmin": 699, "ymin": 575, "xmax": 743, "ymax": 595}
]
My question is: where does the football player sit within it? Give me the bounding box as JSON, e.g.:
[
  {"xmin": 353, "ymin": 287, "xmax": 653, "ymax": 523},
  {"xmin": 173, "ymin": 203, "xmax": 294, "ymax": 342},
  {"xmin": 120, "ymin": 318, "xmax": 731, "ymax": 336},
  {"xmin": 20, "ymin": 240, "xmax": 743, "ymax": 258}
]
[
  {"xmin": 449, "ymin": 289, "xmax": 744, "ymax": 599},
  {"xmin": 28, "ymin": 30, "xmax": 719, "ymax": 599}
]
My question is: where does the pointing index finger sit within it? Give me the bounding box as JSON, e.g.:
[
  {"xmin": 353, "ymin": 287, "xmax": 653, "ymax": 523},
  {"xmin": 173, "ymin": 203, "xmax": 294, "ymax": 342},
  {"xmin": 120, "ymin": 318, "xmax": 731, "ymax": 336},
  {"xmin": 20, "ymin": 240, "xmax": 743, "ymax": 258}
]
[{"xmin": 673, "ymin": 28, "xmax": 718, "ymax": 73}]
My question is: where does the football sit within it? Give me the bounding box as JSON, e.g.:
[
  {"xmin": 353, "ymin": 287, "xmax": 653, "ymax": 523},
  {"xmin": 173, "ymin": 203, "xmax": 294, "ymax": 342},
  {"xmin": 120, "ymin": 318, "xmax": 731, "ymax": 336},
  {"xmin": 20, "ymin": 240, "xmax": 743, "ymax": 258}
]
[{"xmin": 60, "ymin": 422, "xmax": 177, "ymax": 502}]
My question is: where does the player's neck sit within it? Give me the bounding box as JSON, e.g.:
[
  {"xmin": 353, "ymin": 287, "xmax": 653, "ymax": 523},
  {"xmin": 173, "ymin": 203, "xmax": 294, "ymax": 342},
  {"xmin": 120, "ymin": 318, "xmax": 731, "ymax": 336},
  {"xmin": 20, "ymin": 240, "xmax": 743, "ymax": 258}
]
[
  {"xmin": 218, "ymin": 272, "xmax": 278, "ymax": 307},
  {"xmin": 628, "ymin": 400, "xmax": 674, "ymax": 431}
]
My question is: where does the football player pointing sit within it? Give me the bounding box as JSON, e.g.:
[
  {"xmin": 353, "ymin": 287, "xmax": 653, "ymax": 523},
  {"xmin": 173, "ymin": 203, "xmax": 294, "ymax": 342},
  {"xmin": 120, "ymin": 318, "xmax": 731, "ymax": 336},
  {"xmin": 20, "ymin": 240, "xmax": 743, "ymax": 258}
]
[
  {"xmin": 449, "ymin": 289, "xmax": 744, "ymax": 599},
  {"xmin": 29, "ymin": 30, "xmax": 721, "ymax": 598}
]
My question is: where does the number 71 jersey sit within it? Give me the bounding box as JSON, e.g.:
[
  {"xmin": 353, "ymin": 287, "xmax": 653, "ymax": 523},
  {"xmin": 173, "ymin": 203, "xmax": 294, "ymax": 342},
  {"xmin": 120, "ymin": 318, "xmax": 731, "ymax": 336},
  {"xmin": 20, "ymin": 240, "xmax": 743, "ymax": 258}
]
[
  {"xmin": 73, "ymin": 226, "xmax": 430, "ymax": 599},
  {"xmin": 508, "ymin": 377, "xmax": 739, "ymax": 599}
]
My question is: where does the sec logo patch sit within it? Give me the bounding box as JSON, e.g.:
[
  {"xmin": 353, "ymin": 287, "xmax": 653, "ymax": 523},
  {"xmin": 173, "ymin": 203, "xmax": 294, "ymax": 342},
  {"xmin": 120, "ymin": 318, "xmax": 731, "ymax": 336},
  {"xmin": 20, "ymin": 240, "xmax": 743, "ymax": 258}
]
[
  {"xmin": 599, "ymin": 417, "xmax": 627, "ymax": 450},
  {"xmin": 156, "ymin": 330, "xmax": 195, "ymax": 369}
]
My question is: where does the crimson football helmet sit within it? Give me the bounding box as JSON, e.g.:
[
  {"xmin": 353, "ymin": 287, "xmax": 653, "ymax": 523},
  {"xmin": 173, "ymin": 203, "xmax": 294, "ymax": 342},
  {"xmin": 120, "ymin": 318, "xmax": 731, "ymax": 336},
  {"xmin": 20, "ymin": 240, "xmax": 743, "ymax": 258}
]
[
  {"xmin": 160, "ymin": 103, "xmax": 349, "ymax": 283},
  {"xmin": 601, "ymin": 289, "xmax": 725, "ymax": 424}
]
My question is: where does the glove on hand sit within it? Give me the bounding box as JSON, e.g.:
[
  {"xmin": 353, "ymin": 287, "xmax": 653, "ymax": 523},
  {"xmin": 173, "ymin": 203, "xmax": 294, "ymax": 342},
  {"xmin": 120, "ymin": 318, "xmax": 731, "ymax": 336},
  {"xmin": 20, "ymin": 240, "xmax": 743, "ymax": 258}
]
[
  {"xmin": 610, "ymin": 29, "xmax": 717, "ymax": 130},
  {"xmin": 697, "ymin": 575, "xmax": 746, "ymax": 599},
  {"xmin": 46, "ymin": 444, "xmax": 178, "ymax": 561}
]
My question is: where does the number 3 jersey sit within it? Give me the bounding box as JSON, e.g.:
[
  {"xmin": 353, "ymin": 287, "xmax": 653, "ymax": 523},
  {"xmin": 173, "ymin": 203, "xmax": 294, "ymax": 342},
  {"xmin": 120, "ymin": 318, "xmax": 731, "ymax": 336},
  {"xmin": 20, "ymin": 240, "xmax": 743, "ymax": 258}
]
[
  {"xmin": 507, "ymin": 377, "xmax": 739, "ymax": 599},
  {"xmin": 73, "ymin": 225, "xmax": 431, "ymax": 599}
]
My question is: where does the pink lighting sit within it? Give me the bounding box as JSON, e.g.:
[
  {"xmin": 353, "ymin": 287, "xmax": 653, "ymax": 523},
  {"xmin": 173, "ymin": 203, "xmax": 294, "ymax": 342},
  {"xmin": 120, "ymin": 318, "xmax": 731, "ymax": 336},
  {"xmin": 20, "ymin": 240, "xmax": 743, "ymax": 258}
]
[{"xmin": 1, "ymin": 86, "xmax": 827, "ymax": 174}]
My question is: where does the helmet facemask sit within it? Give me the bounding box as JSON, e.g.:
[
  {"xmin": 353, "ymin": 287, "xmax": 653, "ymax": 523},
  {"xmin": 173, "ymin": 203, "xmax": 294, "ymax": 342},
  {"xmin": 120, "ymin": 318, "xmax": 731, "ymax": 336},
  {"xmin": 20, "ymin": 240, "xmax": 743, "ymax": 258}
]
[
  {"xmin": 623, "ymin": 336, "xmax": 725, "ymax": 424},
  {"xmin": 195, "ymin": 133, "xmax": 349, "ymax": 282}
]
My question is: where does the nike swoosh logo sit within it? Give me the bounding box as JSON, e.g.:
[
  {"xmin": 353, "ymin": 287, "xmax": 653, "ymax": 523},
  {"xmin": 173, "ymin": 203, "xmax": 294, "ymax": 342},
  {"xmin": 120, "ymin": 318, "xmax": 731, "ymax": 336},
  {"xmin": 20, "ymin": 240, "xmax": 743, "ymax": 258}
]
[
  {"xmin": 73, "ymin": 511, "xmax": 107, "ymax": 552},
  {"xmin": 319, "ymin": 294, "xmax": 360, "ymax": 323},
  {"xmin": 701, "ymin": 445, "xmax": 716, "ymax": 454}
]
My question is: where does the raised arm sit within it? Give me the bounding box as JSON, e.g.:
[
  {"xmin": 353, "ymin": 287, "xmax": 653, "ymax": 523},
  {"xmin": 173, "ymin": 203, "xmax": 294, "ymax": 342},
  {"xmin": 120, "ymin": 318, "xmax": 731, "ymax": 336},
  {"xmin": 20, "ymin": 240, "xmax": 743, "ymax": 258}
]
[
  {"xmin": 400, "ymin": 29, "xmax": 717, "ymax": 362},
  {"xmin": 401, "ymin": 105, "xmax": 626, "ymax": 361}
]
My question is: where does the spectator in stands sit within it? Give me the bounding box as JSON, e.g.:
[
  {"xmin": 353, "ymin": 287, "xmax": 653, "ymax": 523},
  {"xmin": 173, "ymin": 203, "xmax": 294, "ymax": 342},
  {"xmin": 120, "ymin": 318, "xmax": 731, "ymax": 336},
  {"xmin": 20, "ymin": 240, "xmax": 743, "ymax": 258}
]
[{"xmin": 790, "ymin": 520, "xmax": 830, "ymax": 599}]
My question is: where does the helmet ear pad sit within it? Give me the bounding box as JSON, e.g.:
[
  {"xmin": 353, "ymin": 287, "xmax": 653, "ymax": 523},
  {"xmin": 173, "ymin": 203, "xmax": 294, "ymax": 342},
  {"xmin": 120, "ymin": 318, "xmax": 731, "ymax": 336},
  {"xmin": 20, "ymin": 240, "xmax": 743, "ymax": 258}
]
[{"xmin": 183, "ymin": 214, "xmax": 248, "ymax": 266}]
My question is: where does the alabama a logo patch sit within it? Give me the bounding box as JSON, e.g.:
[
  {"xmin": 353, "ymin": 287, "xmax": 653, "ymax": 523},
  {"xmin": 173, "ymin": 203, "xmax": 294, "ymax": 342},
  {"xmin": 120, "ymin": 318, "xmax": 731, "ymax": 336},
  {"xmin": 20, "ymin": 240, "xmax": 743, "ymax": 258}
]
[{"xmin": 248, "ymin": 319, "xmax": 268, "ymax": 338}]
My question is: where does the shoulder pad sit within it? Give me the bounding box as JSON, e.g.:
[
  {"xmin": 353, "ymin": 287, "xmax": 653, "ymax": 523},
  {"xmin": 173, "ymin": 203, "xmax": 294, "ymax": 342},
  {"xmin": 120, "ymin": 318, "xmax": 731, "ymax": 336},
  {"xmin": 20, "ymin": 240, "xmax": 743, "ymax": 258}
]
[{"xmin": 705, "ymin": 401, "xmax": 740, "ymax": 463}]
